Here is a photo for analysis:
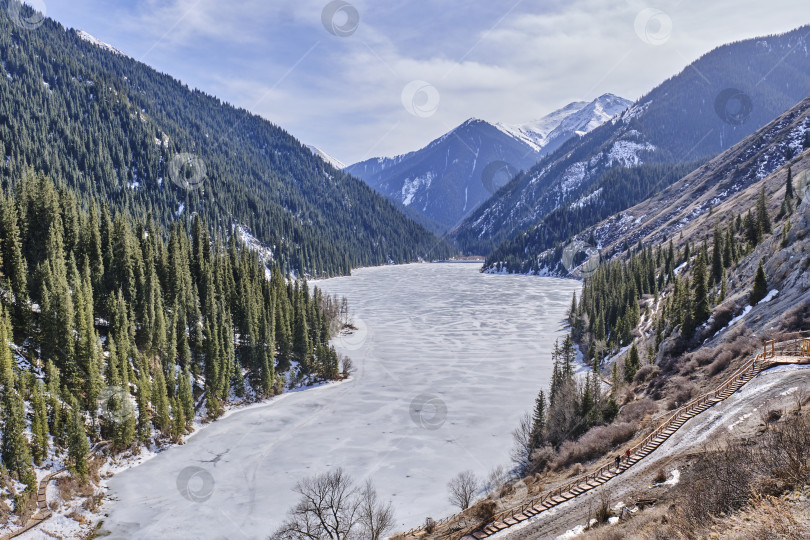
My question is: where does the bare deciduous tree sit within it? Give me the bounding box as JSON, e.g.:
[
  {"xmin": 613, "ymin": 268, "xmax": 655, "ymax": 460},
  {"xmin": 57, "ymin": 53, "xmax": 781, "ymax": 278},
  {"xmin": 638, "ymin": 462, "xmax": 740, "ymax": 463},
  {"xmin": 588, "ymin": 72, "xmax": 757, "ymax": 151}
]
[
  {"xmin": 272, "ymin": 469, "xmax": 394, "ymax": 540},
  {"xmin": 510, "ymin": 413, "xmax": 533, "ymax": 473},
  {"xmin": 357, "ymin": 479, "xmax": 395, "ymax": 540},
  {"xmin": 448, "ymin": 470, "xmax": 480, "ymax": 510},
  {"xmin": 340, "ymin": 355, "xmax": 354, "ymax": 378}
]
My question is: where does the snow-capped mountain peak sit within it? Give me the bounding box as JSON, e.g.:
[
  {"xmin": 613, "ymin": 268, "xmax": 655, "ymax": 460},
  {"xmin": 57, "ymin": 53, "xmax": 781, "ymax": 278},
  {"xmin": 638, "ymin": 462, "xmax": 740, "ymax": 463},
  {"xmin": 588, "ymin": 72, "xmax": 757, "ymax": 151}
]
[{"xmin": 495, "ymin": 94, "xmax": 632, "ymax": 155}]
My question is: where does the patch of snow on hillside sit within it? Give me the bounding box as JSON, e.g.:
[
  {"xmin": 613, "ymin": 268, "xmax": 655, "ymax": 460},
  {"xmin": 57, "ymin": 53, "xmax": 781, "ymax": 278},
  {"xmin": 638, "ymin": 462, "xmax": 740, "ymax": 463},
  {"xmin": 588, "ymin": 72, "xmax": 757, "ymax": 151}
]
[
  {"xmin": 761, "ymin": 289, "xmax": 779, "ymax": 303},
  {"xmin": 606, "ymin": 140, "xmax": 655, "ymax": 167},
  {"xmin": 401, "ymin": 172, "xmax": 434, "ymax": 206},
  {"xmin": 76, "ymin": 30, "xmax": 127, "ymax": 56},
  {"xmin": 623, "ymin": 100, "xmax": 652, "ymax": 122},
  {"xmin": 559, "ymin": 162, "xmax": 587, "ymax": 194},
  {"xmin": 235, "ymin": 224, "xmax": 274, "ymax": 267},
  {"xmin": 570, "ymin": 188, "xmax": 602, "ymax": 210}
]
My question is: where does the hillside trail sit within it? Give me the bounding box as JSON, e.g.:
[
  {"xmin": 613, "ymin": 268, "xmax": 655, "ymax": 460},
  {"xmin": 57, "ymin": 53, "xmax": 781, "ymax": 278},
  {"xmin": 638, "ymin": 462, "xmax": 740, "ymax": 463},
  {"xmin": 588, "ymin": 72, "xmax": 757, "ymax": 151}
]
[
  {"xmin": 494, "ymin": 363, "xmax": 810, "ymax": 539},
  {"xmin": 398, "ymin": 336, "xmax": 809, "ymax": 540}
]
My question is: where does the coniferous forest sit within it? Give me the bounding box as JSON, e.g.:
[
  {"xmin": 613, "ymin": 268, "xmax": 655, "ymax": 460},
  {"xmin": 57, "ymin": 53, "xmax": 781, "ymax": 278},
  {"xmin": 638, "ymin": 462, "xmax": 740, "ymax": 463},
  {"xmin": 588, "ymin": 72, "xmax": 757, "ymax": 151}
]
[
  {"xmin": 0, "ymin": 13, "xmax": 452, "ymax": 278},
  {"xmin": 0, "ymin": 171, "xmax": 349, "ymax": 492}
]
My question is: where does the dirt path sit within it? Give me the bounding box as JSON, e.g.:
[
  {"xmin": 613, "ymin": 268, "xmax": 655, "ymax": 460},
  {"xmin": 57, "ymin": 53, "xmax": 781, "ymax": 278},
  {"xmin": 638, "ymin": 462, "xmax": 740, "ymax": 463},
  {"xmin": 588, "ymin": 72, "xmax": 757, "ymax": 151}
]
[{"xmin": 493, "ymin": 365, "xmax": 810, "ymax": 539}]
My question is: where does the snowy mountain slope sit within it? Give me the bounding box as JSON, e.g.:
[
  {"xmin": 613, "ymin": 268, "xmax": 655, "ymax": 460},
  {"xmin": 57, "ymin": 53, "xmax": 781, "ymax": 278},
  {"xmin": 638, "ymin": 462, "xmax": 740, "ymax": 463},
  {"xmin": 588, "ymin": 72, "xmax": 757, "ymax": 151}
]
[
  {"xmin": 451, "ymin": 25, "xmax": 810, "ymax": 255},
  {"xmin": 497, "ymin": 94, "xmax": 632, "ymax": 157},
  {"xmin": 347, "ymin": 94, "xmax": 630, "ymax": 232},
  {"xmin": 76, "ymin": 30, "xmax": 127, "ymax": 56},
  {"xmin": 487, "ymin": 93, "xmax": 810, "ymax": 275},
  {"xmin": 307, "ymin": 145, "xmax": 346, "ymax": 170}
]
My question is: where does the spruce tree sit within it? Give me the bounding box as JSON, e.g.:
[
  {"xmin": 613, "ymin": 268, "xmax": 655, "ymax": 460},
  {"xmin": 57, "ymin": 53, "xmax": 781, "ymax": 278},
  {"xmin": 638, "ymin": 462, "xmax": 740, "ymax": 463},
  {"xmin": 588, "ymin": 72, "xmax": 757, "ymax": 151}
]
[
  {"xmin": 31, "ymin": 381, "xmax": 49, "ymax": 465},
  {"xmin": 691, "ymin": 252, "xmax": 710, "ymax": 328},
  {"xmin": 152, "ymin": 365, "xmax": 171, "ymax": 435},
  {"xmin": 711, "ymin": 225, "xmax": 723, "ymax": 285},
  {"xmin": 756, "ymin": 186, "xmax": 772, "ymax": 236},
  {"xmin": 786, "ymin": 167, "xmax": 794, "ymax": 200},
  {"xmin": 750, "ymin": 260, "xmax": 768, "ymax": 305},
  {"xmin": 0, "ymin": 306, "xmax": 14, "ymax": 391},
  {"xmin": 530, "ymin": 390, "xmax": 546, "ymax": 451},
  {"xmin": 67, "ymin": 398, "xmax": 89, "ymax": 477},
  {"xmin": 1, "ymin": 384, "xmax": 35, "ymax": 486},
  {"xmin": 624, "ymin": 342, "xmax": 640, "ymax": 383}
]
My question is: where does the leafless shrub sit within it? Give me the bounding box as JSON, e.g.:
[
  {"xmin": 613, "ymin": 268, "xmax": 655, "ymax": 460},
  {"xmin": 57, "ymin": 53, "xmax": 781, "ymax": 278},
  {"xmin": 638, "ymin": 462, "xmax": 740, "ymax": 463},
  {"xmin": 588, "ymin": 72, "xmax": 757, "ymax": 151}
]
[
  {"xmin": 708, "ymin": 304, "xmax": 735, "ymax": 335},
  {"xmin": 595, "ymin": 490, "xmax": 612, "ymax": 523},
  {"xmin": 340, "ymin": 355, "xmax": 354, "ymax": 378},
  {"xmin": 653, "ymin": 469, "xmax": 667, "ymax": 484},
  {"xmin": 756, "ymin": 413, "xmax": 810, "ymax": 490},
  {"xmin": 510, "ymin": 413, "xmax": 533, "ymax": 474},
  {"xmin": 780, "ymin": 303, "xmax": 810, "ymax": 331},
  {"xmin": 552, "ymin": 422, "xmax": 637, "ymax": 470},
  {"xmin": 765, "ymin": 409, "xmax": 782, "ymax": 423},
  {"xmin": 484, "ymin": 465, "xmax": 507, "ymax": 495},
  {"xmin": 447, "ymin": 471, "xmax": 480, "ymax": 510},
  {"xmin": 424, "ymin": 517, "xmax": 436, "ymax": 533},
  {"xmin": 470, "ymin": 499, "xmax": 497, "ymax": 521},
  {"xmin": 498, "ymin": 483, "xmax": 515, "ymax": 498},
  {"xmin": 618, "ymin": 398, "xmax": 656, "ymax": 424},
  {"xmin": 707, "ymin": 350, "xmax": 733, "ymax": 375},
  {"xmin": 529, "ymin": 444, "xmax": 555, "ymax": 473},
  {"xmin": 678, "ymin": 441, "xmax": 753, "ymax": 526},
  {"xmin": 357, "ymin": 480, "xmax": 395, "ymax": 540},
  {"xmin": 272, "ymin": 469, "xmax": 394, "ymax": 540},
  {"xmin": 792, "ymin": 387, "xmax": 808, "ymax": 412},
  {"xmin": 633, "ymin": 365, "xmax": 659, "ymax": 384}
]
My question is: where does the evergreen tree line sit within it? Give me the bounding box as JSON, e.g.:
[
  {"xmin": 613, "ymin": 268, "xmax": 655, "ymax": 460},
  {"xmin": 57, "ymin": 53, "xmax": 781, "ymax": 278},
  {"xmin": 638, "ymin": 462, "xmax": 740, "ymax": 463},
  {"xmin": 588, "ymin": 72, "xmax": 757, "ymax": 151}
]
[
  {"xmin": 572, "ymin": 175, "xmax": 791, "ymax": 374},
  {"xmin": 521, "ymin": 174, "xmax": 791, "ymax": 472},
  {"xmin": 0, "ymin": 173, "xmax": 347, "ymax": 487},
  {"xmin": 527, "ymin": 336, "xmax": 619, "ymax": 460}
]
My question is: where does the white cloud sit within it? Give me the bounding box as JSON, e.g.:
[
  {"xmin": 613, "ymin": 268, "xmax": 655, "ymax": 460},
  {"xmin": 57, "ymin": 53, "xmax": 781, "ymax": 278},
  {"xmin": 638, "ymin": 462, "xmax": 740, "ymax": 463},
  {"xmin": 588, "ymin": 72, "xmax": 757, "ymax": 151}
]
[{"xmin": 45, "ymin": 0, "xmax": 810, "ymax": 164}]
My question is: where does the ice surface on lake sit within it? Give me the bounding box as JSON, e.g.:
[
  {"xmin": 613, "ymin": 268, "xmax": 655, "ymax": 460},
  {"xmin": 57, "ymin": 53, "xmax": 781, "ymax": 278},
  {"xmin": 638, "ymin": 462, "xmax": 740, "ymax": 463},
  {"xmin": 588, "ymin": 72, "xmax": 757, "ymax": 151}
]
[{"xmin": 103, "ymin": 263, "xmax": 580, "ymax": 538}]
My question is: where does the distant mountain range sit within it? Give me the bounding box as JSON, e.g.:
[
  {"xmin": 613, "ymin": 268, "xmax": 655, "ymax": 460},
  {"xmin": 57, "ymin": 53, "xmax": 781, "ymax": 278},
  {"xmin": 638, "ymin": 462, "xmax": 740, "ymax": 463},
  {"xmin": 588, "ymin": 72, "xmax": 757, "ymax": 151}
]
[
  {"xmin": 451, "ymin": 25, "xmax": 810, "ymax": 256},
  {"xmin": 346, "ymin": 94, "xmax": 632, "ymax": 232}
]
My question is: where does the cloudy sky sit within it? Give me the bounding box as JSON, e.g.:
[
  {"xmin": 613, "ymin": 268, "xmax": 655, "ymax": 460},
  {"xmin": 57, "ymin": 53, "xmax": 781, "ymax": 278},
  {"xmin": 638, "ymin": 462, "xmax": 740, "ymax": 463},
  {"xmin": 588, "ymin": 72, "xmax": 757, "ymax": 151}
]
[{"xmin": 36, "ymin": 0, "xmax": 810, "ymax": 164}]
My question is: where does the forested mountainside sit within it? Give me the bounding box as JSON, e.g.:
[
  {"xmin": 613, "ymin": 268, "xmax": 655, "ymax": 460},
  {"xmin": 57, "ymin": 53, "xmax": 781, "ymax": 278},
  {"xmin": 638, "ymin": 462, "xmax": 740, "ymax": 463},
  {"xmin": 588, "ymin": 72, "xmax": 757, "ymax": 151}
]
[
  {"xmin": 490, "ymin": 93, "xmax": 810, "ymax": 276},
  {"xmin": 347, "ymin": 95, "xmax": 630, "ymax": 233},
  {"xmin": 452, "ymin": 25, "xmax": 810, "ymax": 256},
  {"xmin": 519, "ymin": 92, "xmax": 810, "ymax": 471},
  {"xmin": 0, "ymin": 172, "xmax": 350, "ymax": 504},
  {"xmin": 415, "ymin": 93, "xmax": 810, "ymax": 540},
  {"xmin": 0, "ymin": 10, "xmax": 452, "ymax": 277}
]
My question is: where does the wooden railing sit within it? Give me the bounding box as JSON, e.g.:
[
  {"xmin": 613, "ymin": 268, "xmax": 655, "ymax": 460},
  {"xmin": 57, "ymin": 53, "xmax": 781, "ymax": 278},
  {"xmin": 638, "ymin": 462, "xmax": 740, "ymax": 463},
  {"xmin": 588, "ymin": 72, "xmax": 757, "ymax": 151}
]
[{"xmin": 398, "ymin": 335, "xmax": 809, "ymax": 540}]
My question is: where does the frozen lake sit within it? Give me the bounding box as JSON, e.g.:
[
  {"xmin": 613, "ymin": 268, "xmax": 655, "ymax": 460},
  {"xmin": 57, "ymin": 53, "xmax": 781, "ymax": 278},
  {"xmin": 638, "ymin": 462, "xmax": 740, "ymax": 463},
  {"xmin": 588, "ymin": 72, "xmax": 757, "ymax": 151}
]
[{"xmin": 102, "ymin": 263, "xmax": 580, "ymax": 539}]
